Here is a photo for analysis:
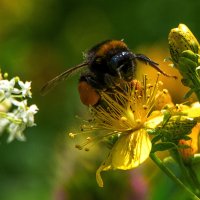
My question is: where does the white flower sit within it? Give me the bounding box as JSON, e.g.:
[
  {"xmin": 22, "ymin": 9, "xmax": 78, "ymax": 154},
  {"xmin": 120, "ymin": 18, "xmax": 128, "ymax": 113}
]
[
  {"xmin": 0, "ymin": 78, "xmax": 19, "ymax": 98},
  {"xmin": 5, "ymin": 101, "xmax": 38, "ymax": 142},
  {"xmin": 0, "ymin": 89, "xmax": 5, "ymax": 102},
  {"xmin": 7, "ymin": 122, "xmax": 26, "ymax": 142},
  {"xmin": 18, "ymin": 81, "xmax": 32, "ymax": 98},
  {"xmin": 14, "ymin": 101, "xmax": 38, "ymax": 126},
  {"xmin": 0, "ymin": 72, "xmax": 38, "ymax": 142},
  {"xmin": 25, "ymin": 104, "xmax": 38, "ymax": 126}
]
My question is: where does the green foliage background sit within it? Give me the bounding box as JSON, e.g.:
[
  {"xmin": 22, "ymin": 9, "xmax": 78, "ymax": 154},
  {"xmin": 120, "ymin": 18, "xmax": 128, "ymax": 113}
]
[{"xmin": 0, "ymin": 0, "xmax": 200, "ymax": 199}]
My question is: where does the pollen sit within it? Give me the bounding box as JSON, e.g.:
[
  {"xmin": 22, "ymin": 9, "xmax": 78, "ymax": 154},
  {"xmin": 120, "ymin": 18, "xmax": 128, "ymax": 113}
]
[
  {"xmin": 158, "ymin": 81, "xmax": 163, "ymax": 86},
  {"xmin": 147, "ymin": 84, "xmax": 153, "ymax": 88},
  {"xmin": 85, "ymin": 147, "xmax": 90, "ymax": 152},
  {"xmin": 75, "ymin": 144, "xmax": 83, "ymax": 150},
  {"xmin": 86, "ymin": 137, "xmax": 92, "ymax": 141},
  {"xmin": 136, "ymin": 119, "xmax": 142, "ymax": 124},
  {"xmin": 69, "ymin": 132, "xmax": 76, "ymax": 138},
  {"xmin": 143, "ymin": 105, "xmax": 148, "ymax": 110},
  {"xmin": 163, "ymin": 89, "xmax": 168, "ymax": 94},
  {"xmin": 120, "ymin": 116, "xmax": 128, "ymax": 122}
]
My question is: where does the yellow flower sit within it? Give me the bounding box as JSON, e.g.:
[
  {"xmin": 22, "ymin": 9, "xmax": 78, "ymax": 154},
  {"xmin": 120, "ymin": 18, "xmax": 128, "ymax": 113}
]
[{"xmin": 70, "ymin": 75, "xmax": 167, "ymax": 187}]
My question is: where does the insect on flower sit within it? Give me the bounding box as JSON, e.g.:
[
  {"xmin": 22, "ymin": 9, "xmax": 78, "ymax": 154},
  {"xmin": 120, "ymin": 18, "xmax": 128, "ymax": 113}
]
[
  {"xmin": 69, "ymin": 74, "xmax": 169, "ymax": 187},
  {"xmin": 41, "ymin": 40, "xmax": 176, "ymax": 106}
]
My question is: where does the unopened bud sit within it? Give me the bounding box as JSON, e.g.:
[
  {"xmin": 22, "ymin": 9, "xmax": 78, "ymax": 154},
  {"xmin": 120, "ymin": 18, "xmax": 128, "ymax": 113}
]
[{"xmin": 168, "ymin": 24, "xmax": 199, "ymax": 65}]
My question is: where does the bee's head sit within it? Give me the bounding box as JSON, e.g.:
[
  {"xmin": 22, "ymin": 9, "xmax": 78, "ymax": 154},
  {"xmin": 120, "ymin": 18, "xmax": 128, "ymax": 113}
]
[{"xmin": 109, "ymin": 51, "xmax": 135, "ymax": 81}]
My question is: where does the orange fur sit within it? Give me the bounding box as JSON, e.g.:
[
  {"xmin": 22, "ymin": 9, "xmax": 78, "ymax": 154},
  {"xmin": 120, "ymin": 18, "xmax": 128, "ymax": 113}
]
[
  {"xmin": 96, "ymin": 40, "xmax": 127, "ymax": 57},
  {"xmin": 78, "ymin": 81, "xmax": 100, "ymax": 106}
]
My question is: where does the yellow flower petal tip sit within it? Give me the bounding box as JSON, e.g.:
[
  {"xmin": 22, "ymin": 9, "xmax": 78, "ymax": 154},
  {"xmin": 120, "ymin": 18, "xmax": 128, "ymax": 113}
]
[
  {"xmin": 95, "ymin": 129, "xmax": 152, "ymax": 187},
  {"xmin": 145, "ymin": 114, "xmax": 164, "ymax": 129},
  {"xmin": 187, "ymin": 102, "xmax": 200, "ymax": 118}
]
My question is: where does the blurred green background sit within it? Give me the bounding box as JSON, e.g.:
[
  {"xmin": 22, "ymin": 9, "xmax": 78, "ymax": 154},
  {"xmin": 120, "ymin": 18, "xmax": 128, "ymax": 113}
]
[{"xmin": 0, "ymin": 0, "xmax": 200, "ymax": 199}]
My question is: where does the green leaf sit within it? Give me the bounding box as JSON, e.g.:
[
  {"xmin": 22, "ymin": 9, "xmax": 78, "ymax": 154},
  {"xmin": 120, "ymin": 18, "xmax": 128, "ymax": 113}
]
[
  {"xmin": 190, "ymin": 153, "xmax": 200, "ymax": 165},
  {"xmin": 162, "ymin": 111, "xmax": 172, "ymax": 126},
  {"xmin": 178, "ymin": 144, "xmax": 190, "ymax": 149},
  {"xmin": 151, "ymin": 134, "xmax": 162, "ymax": 144},
  {"xmin": 181, "ymin": 135, "xmax": 191, "ymax": 141},
  {"xmin": 181, "ymin": 50, "xmax": 199, "ymax": 63},
  {"xmin": 146, "ymin": 129, "xmax": 157, "ymax": 135},
  {"xmin": 179, "ymin": 56, "xmax": 197, "ymax": 74},
  {"xmin": 151, "ymin": 142, "xmax": 176, "ymax": 153},
  {"xmin": 183, "ymin": 88, "xmax": 194, "ymax": 98}
]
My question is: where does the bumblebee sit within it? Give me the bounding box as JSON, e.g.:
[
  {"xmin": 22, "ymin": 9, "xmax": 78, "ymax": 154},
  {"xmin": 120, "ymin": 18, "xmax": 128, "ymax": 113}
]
[{"xmin": 41, "ymin": 40, "xmax": 176, "ymax": 106}]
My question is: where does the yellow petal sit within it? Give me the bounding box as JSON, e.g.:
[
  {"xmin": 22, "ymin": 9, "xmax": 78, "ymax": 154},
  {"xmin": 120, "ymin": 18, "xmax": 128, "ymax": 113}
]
[
  {"xmin": 145, "ymin": 114, "xmax": 164, "ymax": 129},
  {"xmin": 177, "ymin": 102, "xmax": 200, "ymax": 118},
  {"xmin": 185, "ymin": 102, "xmax": 200, "ymax": 118},
  {"xmin": 96, "ymin": 129, "xmax": 151, "ymax": 187},
  {"xmin": 187, "ymin": 107, "xmax": 200, "ymax": 118}
]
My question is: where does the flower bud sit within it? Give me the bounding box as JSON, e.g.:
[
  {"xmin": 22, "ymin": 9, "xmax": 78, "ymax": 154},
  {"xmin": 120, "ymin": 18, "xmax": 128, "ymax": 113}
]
[{"xmin": 168, "ymin": 24, "xmax": 199, "ymax": 65}]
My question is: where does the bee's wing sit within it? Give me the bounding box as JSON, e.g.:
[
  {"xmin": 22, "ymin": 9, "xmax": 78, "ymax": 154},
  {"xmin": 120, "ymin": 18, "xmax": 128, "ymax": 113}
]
[{"xmin": 40, "ymin": 62, "xmax": 88, "ymax": 95}]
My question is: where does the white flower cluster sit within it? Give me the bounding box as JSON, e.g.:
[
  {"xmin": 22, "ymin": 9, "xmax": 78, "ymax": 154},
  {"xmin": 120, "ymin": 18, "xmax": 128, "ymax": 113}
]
[{"xmin": 0, "ymin": 73, "xmax": 38, "ymax": 142}]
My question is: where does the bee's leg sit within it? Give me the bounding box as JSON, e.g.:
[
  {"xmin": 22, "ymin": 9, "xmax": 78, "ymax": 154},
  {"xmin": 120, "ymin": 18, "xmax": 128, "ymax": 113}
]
[
  {"xmin": 134, "ymin": 53, "xmax": 177, "ymax": 79},
  {"xmin": 116, "ymin": 65, "xmax": 124, "ymax": 79},
  {"xmin": 135, "ymin": 53, "xmax": 158, "ymax": 67}
]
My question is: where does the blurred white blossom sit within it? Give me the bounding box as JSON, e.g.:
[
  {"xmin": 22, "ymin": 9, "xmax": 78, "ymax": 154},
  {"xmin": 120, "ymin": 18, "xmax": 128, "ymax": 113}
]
[
  {"xmin": 0, "ymin": 71, "xmax": 38, "ymax": 142},
  {"xmin": 18, "ymin": 80, "xmax": 32, "ymax": 98}
]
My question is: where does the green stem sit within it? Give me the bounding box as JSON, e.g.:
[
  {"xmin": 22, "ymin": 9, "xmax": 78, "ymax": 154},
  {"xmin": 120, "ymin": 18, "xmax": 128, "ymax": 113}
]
[
  {"xmin": 170, "ymin": 148, "xmax": 199, "ymax": 192},
  {"xmin": 11, "ymin": 94, "xmax": 23, "ymax": 98},
  {"xmin": 187, "ymin": 165, "xmax": 200, "ymax": 195},
  {"xmin": 0, "ymin": 112, "xmax": 22, "ymax": 124},
  {"xmin": 150, "ymin": 153, "xmax": 200, "ymax": 200}
]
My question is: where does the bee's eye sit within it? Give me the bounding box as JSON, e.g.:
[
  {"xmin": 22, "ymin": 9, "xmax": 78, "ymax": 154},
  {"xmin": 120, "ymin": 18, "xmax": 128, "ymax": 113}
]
[{"xmin": 109, "ymin": 52, "xmax": 133, "ymax": 70}]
